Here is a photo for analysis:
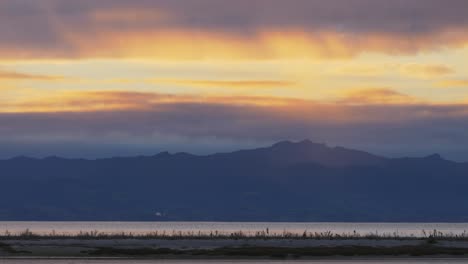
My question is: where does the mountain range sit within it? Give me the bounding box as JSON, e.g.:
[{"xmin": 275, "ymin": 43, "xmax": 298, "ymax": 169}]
[{"xmin": 1, "ymin": 140, "xmax": 468, "ymax": 221}]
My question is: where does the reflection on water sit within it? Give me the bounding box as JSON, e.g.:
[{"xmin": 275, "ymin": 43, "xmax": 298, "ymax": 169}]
[
  {"xmin": 1, "ymin": 259, "xmax": 468, "ymax": 264},
  {"xmin": 0, "ymin": 222, "xmax": 468, "ymax": 237}
]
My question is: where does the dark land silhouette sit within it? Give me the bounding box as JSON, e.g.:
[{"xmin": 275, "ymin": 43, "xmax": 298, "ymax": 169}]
[{"xmin": 1, "ymin": 140, "xmax": 467, "ymax": 221}]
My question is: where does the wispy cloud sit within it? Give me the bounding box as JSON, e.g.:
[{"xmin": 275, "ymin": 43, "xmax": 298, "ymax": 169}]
[
  {"xmin": 1, "ymin": 89, "xmax": 464, "ymax": 117},
  {"xmin": 0, "ymin": 70, "xmax": 63, "ymax": 81},
  {"xmin": 1, "ymin": 0, "xmax": 468, "ymax": 60},
  {"xmin": 2, "ymin": 29, "xmax": 467, "ymax": 61},
  {"xmin": 0, "ymin": 90, "xmax": 305, "ymax": 113},
  {"xmin": 2, "ymin": 91, "xmax": 468, "ymax": 160},
  {"xmin": 338, "ymin": 88, "xmax": 418, "ymax": 105},
  {"xmin": 147, "ymin": 79, "xmax": 295, "ymax": 89},
  {"xmin": 90, "ymin": 7, "xmax": 173, "ymax": 24},
  {"xmin": 437, "ymin": 79, "xmax": 468, "ymax": 88},
  {"xmin": 402, "ymin": 64, "xmax": 454, "ymax": 77},
  {"xmin": 0, "ymin": 0, "xmax": 467, "ymax": 160}
]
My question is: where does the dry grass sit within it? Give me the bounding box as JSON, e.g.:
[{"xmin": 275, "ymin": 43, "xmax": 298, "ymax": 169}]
[{"xmin": 1, "ymin": 228, "xmax": 467, "ymax": 242}]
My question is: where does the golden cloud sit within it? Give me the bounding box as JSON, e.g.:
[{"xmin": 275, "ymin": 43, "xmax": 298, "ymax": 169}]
[
  {"xmin": 3, "ymin": 87, "xmax": 462, "ymax": 114},
  {"xmin": 69, "ymin": 29, "xmax": 468, "ymax": 60},
  {"xmin": 0, "ymin": 70, "xmax": 63, "ymax": 81},
  {"xmin": 1, "ymin": 28, "xmax": 468, "ymax": 61},
  {"xmin": 402, "ymin": 64, "xmax": 454, "ymax": 78},
  {"xmin": 3, "ymin": 90, "xmax": 468, "ymax": 130},
  {"xmin": 0, "ymin": 90, "xmax": 304, "ymax": 113},
  {"xmin": 437, "ymin": 79, "xmax": 468, "ymax": 87},
  {"xmin": 147, "ymin": 79, "xmax": 295, "ymax": 89},
  {"xmin": 338, "ymin": 88, "xmax": 418, "ymax": 105}
]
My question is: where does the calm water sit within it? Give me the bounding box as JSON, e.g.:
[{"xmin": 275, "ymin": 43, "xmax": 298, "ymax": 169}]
[
  {"xmin": 0, "ymin": 222, "xmax": 468, "ymax": 237},
  {"xmin": 1, "ymin": 259, "xmax": 468, "ymax": 263}
]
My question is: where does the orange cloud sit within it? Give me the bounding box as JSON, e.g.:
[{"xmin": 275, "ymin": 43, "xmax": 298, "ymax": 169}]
[
  {"xmin": 4, "ymin": 87, "xmax": 464, "ymax": 114},
  {"xmin": 0, "ymin": 90, "xmax": 304, "ymax": 113},
  {"xmin": 3, "ymin": 90, "xmax": 468, "ymax": 131},
  {"xmin": 437, "ymin": 79, "xmax": 468, "ymax": 87},
  {"xmin": 147, "ymin": 79, "xmax": 295, "ymax": 89},
  {"xmin": 2, "ymin": 1, "xmax": 468, "ymax": 61},
  {"xmin": 68, "ymin": 29, "xmax": 468, "ymax": 60},
  {"xmin": 338, "ymin": 88, "xmax": 418, "ymax": 105},
  {"xmin": 0, "ymin": 70, "xmax": 63, "ymax": 81},
  {"xmin": 1, "ymin": 28, "xmax": 468, "ymax": 61},
  {"xmin": 402, "ymin": 64, "xmax": 454, "ymax": 77}
]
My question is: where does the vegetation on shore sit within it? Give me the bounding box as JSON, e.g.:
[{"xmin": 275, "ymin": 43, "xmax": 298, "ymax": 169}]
[
  {"xmin": 1, "ymin": 228, "xmax": 468, "ymax": 241},
  {"xmin": 3, "ymin": 229, "xmax": 468, "ymax": 258}
]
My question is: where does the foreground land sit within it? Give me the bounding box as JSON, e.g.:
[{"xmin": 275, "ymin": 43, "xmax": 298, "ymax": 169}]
[{"xmin": 3, "ymin": 237, "xmax": 468, "ymax": 259}]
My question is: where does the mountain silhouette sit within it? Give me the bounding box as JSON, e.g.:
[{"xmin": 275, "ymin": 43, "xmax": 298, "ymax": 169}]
[
  {"xmin": 226, "ymin": 139, "xmax": 386, "ymax": 167},
  {"xmin": 1, "ymin": 140, "xmax": 467, "ymax": 221}
]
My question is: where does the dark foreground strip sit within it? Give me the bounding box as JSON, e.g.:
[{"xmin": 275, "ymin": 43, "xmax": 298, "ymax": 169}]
[
  {"xmin": 0, "ymin": 242, "xmax": 29, "ymax": 254},
  {"xmin": 86, "ymin": 246, "xmax": 468, "ymax": 258}
]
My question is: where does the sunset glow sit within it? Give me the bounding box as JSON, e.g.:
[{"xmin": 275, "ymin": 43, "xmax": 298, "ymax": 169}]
[{"xmin": 1, "ymin": 0, "xmax": 468, "ymax": 160}]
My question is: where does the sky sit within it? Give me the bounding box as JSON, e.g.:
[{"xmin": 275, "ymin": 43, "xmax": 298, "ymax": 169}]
[{"xmin": 1, "ymin": 0, "xmax": 468, "ymax": 160}]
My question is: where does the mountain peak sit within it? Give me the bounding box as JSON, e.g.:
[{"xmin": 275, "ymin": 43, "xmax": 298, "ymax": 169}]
[
  {"xmin": 272, "ymin": 140, "xmax": 294, "ymax": 147},
  {"xmin": 298, "ymin": 139, "xmax": 315, "ymax": 145},
  {"xmin": 154, "ymin": 151, "xmax": 171, "ymax": 157},
  {"xmin": 266, "ymin": 140, "xmax": 385, "ymax": 167},
  {"xmin": 424, "ymin": 153, "xmax": 444, "ymax": 160},
  {"xmin": 272, "ymin": 139, "xmax": 326, "ymax": 148},
  {"xmin": 44, "ymin": 156, "xmax": 65, "ymax": 161}
]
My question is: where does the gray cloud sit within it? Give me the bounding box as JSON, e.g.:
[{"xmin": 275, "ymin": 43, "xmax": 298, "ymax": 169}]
[
  {"xmin": 1, "ymin": 0, "xmax": 468, "ymax": 58},
  {"xmin": 1, "ymin": 102, "xmax": 468, "ymax": 161},
  {"xmin": 41, "ymin": 0, "xmax": 468, "ymax": 33}
]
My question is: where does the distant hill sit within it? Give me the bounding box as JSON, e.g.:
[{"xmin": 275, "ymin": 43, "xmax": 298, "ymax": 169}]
[{"xmin": 1, "ymin": 140, "xmax": 468, "ymax": 221}]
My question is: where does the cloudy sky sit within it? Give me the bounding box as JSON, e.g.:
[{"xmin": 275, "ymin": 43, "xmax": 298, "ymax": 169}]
[{"xmin": 1, "ymin": 0, "xmax": 468, "ymax": 160}]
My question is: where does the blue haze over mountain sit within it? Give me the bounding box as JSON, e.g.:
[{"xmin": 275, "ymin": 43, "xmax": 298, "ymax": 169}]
[{"xmin": 1, "ymin": 140, "xmax": 467, "ymax": 221}]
